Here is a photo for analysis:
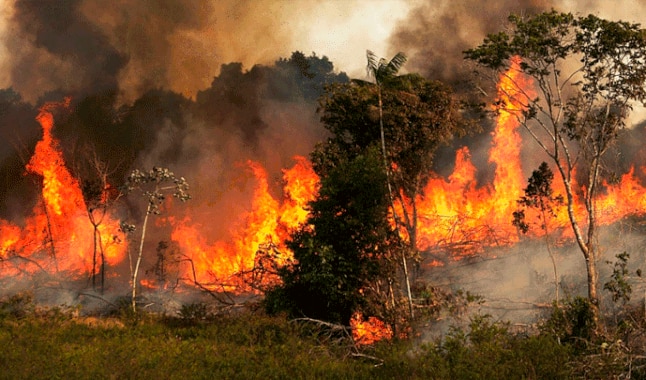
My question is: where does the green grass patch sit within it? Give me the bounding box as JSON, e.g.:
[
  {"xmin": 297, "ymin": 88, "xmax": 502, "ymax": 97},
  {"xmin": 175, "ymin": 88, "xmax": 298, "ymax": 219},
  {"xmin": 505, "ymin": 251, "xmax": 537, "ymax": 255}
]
[{"xmin": 1, "ymin": 297, "xmax": 645, "ymax": 379}]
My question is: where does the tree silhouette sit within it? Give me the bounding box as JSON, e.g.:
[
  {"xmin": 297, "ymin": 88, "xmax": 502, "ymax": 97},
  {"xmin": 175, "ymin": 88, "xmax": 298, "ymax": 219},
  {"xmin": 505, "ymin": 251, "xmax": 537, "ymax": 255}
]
[
  {"xmin": 122, "ymin": 167, "xmax": 190, "ymax": 312},
  {"xmin": 513, "ymin": 162, "xmax": 564, "ymax": 305}
]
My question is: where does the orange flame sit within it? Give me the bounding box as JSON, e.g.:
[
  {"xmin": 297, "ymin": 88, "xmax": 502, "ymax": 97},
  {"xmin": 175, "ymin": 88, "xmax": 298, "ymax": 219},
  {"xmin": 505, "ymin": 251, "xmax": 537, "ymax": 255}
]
[
  {"xmin": 350, "ymin": 312, "xmax": 393, "ymax": 345},
  {"xmin": 411, "ymin": 56, "xmax": 646, "ymax": 255},
  {"xmin": 0, "ymin": 100, "xmax": 126, "ymax": 276},
  {"xmin": 411, "ymin": 57, "xmax": 533, "ymax": 255},
  {"xmin": 168, "ymin": 156, "xmax": 318, "ymax": 290},
  {"xmin": 1, "ymin": 54, "xmax": 646, "ymax": 330}
]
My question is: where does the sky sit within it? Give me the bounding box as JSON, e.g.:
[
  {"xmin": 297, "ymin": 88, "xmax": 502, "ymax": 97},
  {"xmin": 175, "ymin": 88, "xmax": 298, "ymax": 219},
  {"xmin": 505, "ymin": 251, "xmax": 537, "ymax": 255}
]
[
  {"xmin": 0, "ymin": 0, "xmax": 416, "ymax": 103},
  {"xmin": 2, "ymin": 0, "xmax": 646, "ymax": 104}
]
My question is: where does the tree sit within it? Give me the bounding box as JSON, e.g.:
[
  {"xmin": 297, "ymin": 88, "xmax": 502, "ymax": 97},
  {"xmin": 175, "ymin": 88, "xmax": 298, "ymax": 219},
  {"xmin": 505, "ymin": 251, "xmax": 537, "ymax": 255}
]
[
  {"xmin": 73, "ymin": 144, "xmax": 122, "ymax": 293},
  {"xmin": 265, "ymin": 147, "xmax": 400, "ymax": 327},
  {"xmin": 315, "ymin": 58, "xmax": 468, "ymax": 321},
  {"xmin": 122, "ymin": 167, "xmax": 190, "ymax": 312},
  {"xmin": 465, "ymin": 11, "xmax": 646, "ymax": 323},
  {"xmin": 272, "ymin": 51, "xmax": 350, "ymax": 102},
  {"xmin": 362, "ymin": 51, "xmax": 414, "ymax": 318},
  {"xmin": 512, "ymin": 162, "xmax": 564, "ymax": 306}
]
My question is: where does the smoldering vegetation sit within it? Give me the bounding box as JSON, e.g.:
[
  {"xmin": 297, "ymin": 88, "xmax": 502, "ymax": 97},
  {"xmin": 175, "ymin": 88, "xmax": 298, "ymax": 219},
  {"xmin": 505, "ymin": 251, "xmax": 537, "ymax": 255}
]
[
  {"xmin": 0, "ymin": 50, "xmax": 349, "ymax": 314},
  {"xmin": 0, "ymin": 51, "xmax": 348, "ymax": 223},
  {"xmin": 420, "ymin": 219, "xmax": 646, "ymax": 338}
]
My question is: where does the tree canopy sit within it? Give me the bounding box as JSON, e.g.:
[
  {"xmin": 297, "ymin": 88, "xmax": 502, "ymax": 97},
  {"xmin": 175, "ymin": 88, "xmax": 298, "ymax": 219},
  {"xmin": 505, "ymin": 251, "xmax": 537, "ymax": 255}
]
[{"xmin": 268, "ymin": 54, "xmax": 470, "ymax": 329}]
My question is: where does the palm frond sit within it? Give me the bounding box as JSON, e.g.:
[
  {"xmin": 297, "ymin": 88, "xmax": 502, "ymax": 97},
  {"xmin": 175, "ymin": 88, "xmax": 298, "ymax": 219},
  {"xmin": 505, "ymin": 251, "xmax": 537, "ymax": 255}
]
[
  {"xmin": 365, "ymin": 50, "xmax": 407, "ymax": 84},
  {"xmin": 366, "ymin": 50, "xmax": 379, "ymax": 79},
  {"xmin": 384, "ymin": 52, "xmax": 407, "ymax": 77}
]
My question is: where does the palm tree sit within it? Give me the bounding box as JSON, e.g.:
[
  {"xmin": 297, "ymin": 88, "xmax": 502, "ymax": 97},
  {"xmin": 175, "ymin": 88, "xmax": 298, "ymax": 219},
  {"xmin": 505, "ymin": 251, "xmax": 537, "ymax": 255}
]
[{"xmin": 364, "ymin": 50, "xmax": 414, "ymax": 319}]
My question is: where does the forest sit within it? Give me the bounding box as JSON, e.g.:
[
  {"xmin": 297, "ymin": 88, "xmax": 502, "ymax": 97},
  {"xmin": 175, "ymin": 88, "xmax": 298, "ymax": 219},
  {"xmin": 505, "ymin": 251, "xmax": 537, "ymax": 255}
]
[{"xmin": 2, "ymin": 6, "xmax": 646, "ymax": 378}]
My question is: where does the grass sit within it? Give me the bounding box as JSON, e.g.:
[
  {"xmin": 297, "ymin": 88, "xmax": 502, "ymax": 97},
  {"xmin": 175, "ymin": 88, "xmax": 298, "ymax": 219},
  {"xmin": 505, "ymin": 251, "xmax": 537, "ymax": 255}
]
[{"xmin": 0, "ymin": 295, "xmax": 644, "ymax": 379}]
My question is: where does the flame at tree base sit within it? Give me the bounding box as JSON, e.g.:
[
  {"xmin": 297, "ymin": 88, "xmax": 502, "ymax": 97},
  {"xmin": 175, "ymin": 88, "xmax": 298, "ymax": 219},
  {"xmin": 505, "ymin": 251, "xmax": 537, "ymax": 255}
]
[
  {"xmin": 350, "ymin": 312, "xmax": 394, "ymax": 345},
  {"xmin": 1, "ymin": 55, "xmax": 646, "ymax": 347}
]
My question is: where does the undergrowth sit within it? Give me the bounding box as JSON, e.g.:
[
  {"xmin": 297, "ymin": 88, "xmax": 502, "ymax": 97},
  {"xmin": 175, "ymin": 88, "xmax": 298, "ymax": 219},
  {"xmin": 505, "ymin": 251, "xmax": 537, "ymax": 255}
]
[{"xmin": 1, "ymin": 294, "xmax": 645, "ymax": 379}]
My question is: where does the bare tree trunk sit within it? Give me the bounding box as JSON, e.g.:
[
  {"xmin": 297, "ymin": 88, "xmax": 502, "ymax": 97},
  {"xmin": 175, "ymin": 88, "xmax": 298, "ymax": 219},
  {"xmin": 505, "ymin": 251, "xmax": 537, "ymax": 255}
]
[
  {"xmin": 540, "ymin": 207, "xmax": 559, "ymax": 307},
  {"xmin": 132, "ymin": 203, "xmax": 152, "ymax": 313},
  {"xmin": 42, "ymin": 202, "xmax": 58, "ymax": 273},
  {"xmin": 92, "ymin": 225, "xmax": 98, "ymax": 290},
  {"xmin": 97, "ymin": 227, "xmax": 106, "ymax": 294},
  {"xmin": 376, "ymin": 86, "xmax": 414, "ymax": 320}
]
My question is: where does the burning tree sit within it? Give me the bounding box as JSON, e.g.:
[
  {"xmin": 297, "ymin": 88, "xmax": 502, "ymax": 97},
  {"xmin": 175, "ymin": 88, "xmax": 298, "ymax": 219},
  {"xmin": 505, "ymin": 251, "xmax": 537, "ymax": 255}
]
[
  {"xmin": 122, "ymin": 167, "xmax": 190, "ymax": 312},
  {"xmin": 71, "ymin": 143, "xmax": 123, "ymax": 293},
  {"xmin": 465, "ymin": 11, "xmax": 646, "ymax": 323}
]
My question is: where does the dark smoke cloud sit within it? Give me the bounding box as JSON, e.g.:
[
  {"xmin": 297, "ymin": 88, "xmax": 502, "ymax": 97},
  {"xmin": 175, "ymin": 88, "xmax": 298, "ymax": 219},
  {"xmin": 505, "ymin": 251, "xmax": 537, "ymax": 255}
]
[
  {"xmin": 388, "ymin": 1, "xmax": 551, "ymax": 181},
  {"xmin": 3, "ymin": 0, "xmax": 311, "ymax": 103},
  {"xmin": 0, "ymin": 50, "xmax": 348, "ymax": 245},
  {"xmin": 8, "ymin": 0, "xmax": 128, "ymax": 100},
  {"xmin": 389, "ymin": 0, "xmax": 549, "ymax": 87}
]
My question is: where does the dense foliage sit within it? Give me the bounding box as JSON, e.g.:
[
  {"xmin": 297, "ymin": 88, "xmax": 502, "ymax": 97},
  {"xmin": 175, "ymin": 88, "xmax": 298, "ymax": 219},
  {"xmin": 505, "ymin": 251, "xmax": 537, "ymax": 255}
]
[
  {"xmin": 265, "ymin": 147, "xmax": 399, "ymax": 326},
  {"xmin": 267, "ymin": 59, "xmax": 470, "ymax": 329}
]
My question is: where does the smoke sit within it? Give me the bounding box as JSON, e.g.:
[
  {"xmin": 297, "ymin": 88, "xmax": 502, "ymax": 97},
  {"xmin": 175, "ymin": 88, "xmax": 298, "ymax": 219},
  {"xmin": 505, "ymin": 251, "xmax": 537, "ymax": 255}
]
[
  {"xmin": 389, "ymin": 0, "xmax": 548, "ymax": 88},
  {"xmin": 390, "ymin": 0, "xmax": 646, "ymax": 180},
  {"xmin": 0, "ymin": 0, "xmax": 411, "ymax": 104},
  {"xmin": 6, "ymin": 0, "xmax": 128, "ymax": 100},
  {"xmin": 422, "ymin": 224, "xmax": 646, "ymax": 338}
]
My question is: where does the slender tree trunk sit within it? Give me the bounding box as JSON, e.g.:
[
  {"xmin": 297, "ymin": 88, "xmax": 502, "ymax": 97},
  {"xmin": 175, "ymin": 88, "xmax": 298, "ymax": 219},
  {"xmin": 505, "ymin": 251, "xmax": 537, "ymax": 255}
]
[
  {"xmin": 98, "ymin": 228, "xmax": 106, "ymax": 294},
  {"xmin": 540, "ymin": 207, "xmax": 559, "ymax": 307},
  {"xmin": 376, "ymin": 85, "xmax": 414, "ymax": 320},
  {"xmin": 92, "ymin": 225, "xmax": 98, "ymax": 290},
  {"xmin": 552, "ymin": 159, "xmax": 600, "ymax": 330},
  {"xmin": 42, "ymin": 202, "xmax": 59, "ymax": 273},
  {"xmin": 132, "ymin": 203, "xmax": 152, "ymax": 312}
]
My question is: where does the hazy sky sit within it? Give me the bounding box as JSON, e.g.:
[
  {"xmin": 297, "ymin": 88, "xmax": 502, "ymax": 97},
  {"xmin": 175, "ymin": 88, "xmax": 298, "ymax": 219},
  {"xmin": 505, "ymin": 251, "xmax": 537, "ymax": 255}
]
[{"xmin": 1, "ymin": 0, "xmax": 646, "ymax": 103}]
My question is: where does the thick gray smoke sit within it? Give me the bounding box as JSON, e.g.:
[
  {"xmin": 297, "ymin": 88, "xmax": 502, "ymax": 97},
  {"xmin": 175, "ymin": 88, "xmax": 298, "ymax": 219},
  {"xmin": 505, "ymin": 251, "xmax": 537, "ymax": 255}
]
[
  {"xmin": 388, "ymin": 0, "xmax": 646, "ymax": 332},
  {"xmin": 7, "ymin": 0, "xmax": 128, "ymax": 101}
]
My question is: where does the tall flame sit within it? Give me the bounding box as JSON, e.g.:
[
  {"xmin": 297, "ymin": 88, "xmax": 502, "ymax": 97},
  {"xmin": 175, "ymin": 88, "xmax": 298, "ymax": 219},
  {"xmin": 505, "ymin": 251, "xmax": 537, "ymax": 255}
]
[
  {"xmin": 169, "ymin": 156, "xmax": 319, "ymax": 289},
  {"xmin": 0, "ymin": 100, "xmax": 126, "ymax": 276},
  {"xmin": 412, "ymin": 57, "xmax": 646, "ymax": 257},
  {"xmin": 413, "ymin": 57, "xmax": 533, "ymax": 255},
  {"xmin": 1, "ymin": 55, "xmax": 646, "ymax": 349}
]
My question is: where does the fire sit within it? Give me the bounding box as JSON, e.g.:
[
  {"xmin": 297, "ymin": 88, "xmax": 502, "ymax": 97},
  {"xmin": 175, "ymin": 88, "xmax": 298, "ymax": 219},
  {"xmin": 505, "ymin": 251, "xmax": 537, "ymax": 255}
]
[
  {"xmin": 411, "ymin": 56, "xmax": 646, "ymax": 255},
  {"xmin": 0, "ymin": 100, "xmax": 126, "ymax": 277},
  {"xmin": 413, "ymin": 57, "xmax": 533, "ymax": 255},
  {"xmin": 1, "ymin": 54, "xmax": 646, "ymax": 346},
  {"xmin": 350, "ymin": 312, "xmax": 393, "ymax": 345},
  {"xmin": 168, "ymin": 156, "xmax": 319, "ymax": 290}
]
